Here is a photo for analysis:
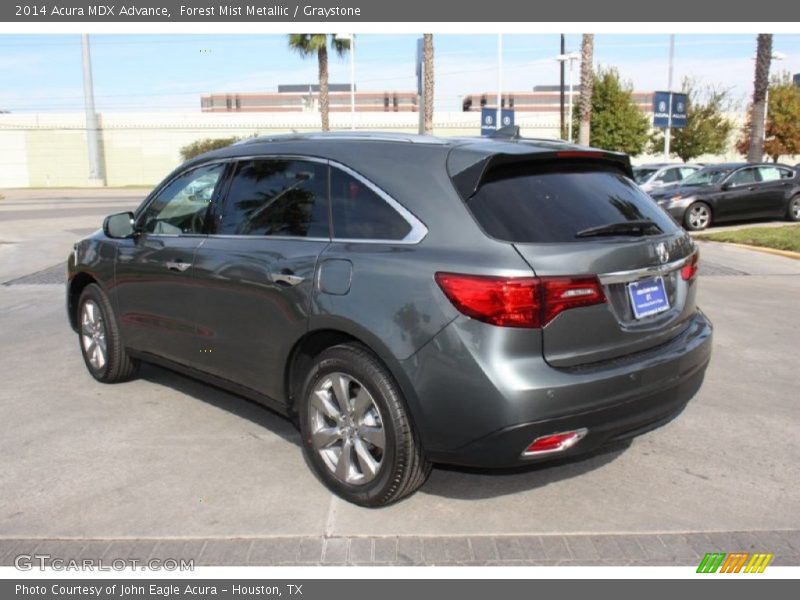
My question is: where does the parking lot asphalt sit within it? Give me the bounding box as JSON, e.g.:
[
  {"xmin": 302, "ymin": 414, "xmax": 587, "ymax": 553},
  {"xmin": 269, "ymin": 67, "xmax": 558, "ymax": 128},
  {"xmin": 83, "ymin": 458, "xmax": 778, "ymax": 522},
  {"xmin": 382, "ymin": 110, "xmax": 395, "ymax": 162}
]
[{"xmin": 1, "ymin": 190, "xmax": 799, "ymax": 566}]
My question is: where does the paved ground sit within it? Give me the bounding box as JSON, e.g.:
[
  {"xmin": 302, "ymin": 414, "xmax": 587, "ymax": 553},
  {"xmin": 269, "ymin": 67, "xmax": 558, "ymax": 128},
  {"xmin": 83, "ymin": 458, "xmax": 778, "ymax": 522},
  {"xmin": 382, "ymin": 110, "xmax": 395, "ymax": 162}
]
[{"xmin": 1, "ymin": 189, "xmax": 799, "ymax": 566}]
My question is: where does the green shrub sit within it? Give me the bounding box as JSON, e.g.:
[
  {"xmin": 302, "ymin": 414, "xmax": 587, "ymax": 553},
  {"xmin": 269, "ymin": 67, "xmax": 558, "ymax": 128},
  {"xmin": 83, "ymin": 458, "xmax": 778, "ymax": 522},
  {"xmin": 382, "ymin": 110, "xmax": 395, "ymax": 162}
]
[{"xmin": 179, "ymin": 136, "xmax": 242, "ymax": 161}]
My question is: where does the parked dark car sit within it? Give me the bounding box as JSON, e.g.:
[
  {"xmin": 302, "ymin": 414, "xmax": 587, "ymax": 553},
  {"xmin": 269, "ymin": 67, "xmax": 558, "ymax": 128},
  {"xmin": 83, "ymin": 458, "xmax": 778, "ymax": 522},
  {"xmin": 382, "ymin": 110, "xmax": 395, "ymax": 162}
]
[
  {"xmin": 67, "ymin": 133, "xmax": 713, "ymax": 506},
  {"xmin": 650, "ymin": 162, "xmax": 800, "ymax": 231}
]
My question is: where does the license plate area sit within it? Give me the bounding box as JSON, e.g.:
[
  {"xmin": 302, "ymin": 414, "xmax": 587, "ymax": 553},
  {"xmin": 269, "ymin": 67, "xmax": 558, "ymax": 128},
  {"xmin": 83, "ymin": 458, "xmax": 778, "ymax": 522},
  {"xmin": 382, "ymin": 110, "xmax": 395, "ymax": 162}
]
[{"xmin": 627, "ymin": 276, "xmax": 670, "ymax": 319}]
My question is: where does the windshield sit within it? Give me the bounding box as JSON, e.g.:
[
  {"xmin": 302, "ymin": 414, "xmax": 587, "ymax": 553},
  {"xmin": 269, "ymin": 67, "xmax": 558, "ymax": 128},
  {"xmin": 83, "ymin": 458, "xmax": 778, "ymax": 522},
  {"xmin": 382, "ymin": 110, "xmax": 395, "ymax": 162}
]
[
  {"xmin": 681, "ymin": 168, "xmax": 732, "ymax": 187},
  {"xmin": 633, "ymin": 168, "xmax": 658, "ymax": 183}
]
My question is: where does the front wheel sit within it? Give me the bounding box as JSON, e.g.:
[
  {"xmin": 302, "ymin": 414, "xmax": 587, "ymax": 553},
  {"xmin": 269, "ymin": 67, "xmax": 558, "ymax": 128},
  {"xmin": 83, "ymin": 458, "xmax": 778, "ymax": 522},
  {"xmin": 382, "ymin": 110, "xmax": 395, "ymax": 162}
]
[
  {"xmin": 786, "ymin": 195, "xmax": 800, "ymax": 222},
  {"xmin": 298, "ymin": 344, "xmax": 431, "ymax": 507},
  {"xmin": 684, "ymin": 202, "xmax": 712, "ymax": 231},
  {"xmin": 77, "ymin": 283, "xmax": 139, "ymax": 383}
]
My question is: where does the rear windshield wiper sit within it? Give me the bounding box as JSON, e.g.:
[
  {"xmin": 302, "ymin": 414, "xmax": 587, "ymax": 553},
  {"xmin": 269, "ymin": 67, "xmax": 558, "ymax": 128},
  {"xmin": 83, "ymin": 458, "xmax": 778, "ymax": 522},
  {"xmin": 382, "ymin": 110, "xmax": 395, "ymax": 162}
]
[{"xmin": 575, "ymin": 219, "xmax": 663, "ymax": 238}]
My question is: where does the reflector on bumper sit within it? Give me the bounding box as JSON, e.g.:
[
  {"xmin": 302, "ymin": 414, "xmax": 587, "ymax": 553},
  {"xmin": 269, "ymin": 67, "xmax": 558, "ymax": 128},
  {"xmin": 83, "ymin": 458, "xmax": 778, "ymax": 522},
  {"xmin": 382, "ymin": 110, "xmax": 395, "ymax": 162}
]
[{"xmin": 522, "ymin": 428, "xmax": 588, "ymax": 457}]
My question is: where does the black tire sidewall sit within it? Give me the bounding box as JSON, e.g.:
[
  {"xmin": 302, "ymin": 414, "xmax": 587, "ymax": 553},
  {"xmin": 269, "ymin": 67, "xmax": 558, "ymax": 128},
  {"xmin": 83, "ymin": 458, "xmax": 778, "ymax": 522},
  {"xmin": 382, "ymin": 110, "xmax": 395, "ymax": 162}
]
[{"xmin": 298, "ymin": 347, "xmax": 401, "ymax": 506}]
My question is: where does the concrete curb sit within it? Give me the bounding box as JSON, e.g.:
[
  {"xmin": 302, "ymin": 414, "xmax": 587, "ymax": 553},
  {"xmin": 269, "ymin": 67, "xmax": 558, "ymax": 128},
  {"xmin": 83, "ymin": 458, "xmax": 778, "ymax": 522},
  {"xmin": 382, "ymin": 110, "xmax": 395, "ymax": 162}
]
[
  {"xmin": 696, "ymin": 240, "xmax": 800, "ymax": 261},
  {"xmin": 1, "ymin": 530, "xmax": 798, "ymax": 567}
]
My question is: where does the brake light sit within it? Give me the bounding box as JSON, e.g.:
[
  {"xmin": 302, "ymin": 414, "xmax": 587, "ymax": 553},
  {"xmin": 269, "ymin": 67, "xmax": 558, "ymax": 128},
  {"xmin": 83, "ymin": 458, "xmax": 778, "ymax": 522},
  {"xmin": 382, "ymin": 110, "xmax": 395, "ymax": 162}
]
[
  {"xmin": 556, "ymin": 151, "xmax": 604, "ymax": 159},
  {"xmin": 681, "ymin": 251, "xmax": 699, "ymax": 281},
  {"xmin": 434, "ymin": 273, "xmax": 606, "ymax": 328}
]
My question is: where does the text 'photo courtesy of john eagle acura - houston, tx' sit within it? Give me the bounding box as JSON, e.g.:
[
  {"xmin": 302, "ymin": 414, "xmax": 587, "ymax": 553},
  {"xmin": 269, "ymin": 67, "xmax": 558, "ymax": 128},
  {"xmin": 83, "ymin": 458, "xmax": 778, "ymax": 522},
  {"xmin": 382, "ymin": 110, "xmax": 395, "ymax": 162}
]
[{"xmin": 66, "ymin": 132, "xmax": 713, "ymax": 507}]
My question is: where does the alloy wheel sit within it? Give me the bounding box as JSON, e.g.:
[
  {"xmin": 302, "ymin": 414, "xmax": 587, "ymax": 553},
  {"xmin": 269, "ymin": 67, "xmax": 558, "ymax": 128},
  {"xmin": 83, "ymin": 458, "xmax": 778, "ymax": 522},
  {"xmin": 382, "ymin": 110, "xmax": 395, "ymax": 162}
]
[
  {"xmin": 80, "ymin": 299, "xmax": 107, "ymax": 371},
  {"xmin": 689, "ymin": 205, "xmax": 710, "ymax": 229},
  {"xmin": 309, "ymin": 372, "xmax": 386, "ymax": 485}
]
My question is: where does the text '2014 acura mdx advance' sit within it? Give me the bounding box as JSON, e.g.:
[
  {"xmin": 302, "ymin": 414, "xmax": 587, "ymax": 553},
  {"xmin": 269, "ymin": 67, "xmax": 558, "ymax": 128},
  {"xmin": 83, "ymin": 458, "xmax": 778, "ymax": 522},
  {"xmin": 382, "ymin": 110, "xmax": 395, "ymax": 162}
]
[{"xmin": 67, "ymin": 132, "xmax": 713, "ymax": 506}]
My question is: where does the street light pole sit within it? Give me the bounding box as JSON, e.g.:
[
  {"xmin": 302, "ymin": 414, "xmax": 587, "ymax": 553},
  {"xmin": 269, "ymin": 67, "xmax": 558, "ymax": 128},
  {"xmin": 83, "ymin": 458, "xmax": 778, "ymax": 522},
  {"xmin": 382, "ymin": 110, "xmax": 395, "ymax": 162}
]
[
  {"xmin": 664, "ymin": 34, "xmax": 675, "ymax": 161},
  {"xmin": 81, "ymin": 34, "xmax": 104, "ymax": 186},
  {"xmin": 556, "ymin": 52, "xmax": 579, "ymax": 142},
  {"xmin": 497, "ymin": 33, "xmax": 503, "ymax": 131}
]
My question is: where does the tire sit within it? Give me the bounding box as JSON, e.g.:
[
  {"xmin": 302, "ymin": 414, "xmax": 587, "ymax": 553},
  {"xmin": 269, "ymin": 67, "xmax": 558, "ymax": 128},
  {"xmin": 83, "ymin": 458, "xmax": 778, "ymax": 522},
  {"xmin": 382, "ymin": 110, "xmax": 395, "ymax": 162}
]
[
  {"xmin": 298, "ymin": 344, "xmax": 431, "ymax": 507},
  {"xmin": 77, "ymin": 283, "xmax": 139, "ymax": 383},
  {"xmin": 684, "ymin": 201, "xmax": 712, "ymax": 231},
  {"xmin": 786, "ymin": 195, "xmax": 800, "ymax": 222}
]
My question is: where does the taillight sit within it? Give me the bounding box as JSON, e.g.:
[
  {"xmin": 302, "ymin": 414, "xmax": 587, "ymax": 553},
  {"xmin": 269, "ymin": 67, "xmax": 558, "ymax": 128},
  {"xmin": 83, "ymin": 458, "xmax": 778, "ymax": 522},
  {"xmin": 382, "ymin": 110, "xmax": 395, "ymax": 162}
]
[
  {"xmin": 541, "ymin": 276, "xmax": 607, "ymax": 324},
  {"xmin": 681, "ymin": 251, "xmax": 699, "ymax": 281},
  {"xmin": 434, "ymin": 272, "xmax": 606, "ymax": 329}
]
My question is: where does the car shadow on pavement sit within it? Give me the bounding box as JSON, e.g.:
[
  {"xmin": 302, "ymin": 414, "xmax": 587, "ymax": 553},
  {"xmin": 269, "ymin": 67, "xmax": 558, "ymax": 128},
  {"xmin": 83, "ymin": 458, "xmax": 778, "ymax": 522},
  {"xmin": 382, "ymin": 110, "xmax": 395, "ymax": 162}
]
[
  {"xmin": 138, "ymin": 363, "xmax": 302, "ymax": 447},
  {"xmin": 422, "ymin": 440, "xmax": 632, "ymax": 501},
  {"xmin": 136, "ymin": 362, "xmax": 631, "ymax": 501}
]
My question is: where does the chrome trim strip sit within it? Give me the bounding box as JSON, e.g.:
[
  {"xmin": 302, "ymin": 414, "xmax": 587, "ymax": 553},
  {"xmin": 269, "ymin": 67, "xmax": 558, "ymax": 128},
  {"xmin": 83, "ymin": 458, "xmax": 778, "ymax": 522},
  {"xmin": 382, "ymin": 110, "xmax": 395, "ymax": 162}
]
[
  {"xmin": 147, "ymin": 154, "xmax": 429, "ymax": 246},
  {"xmin": 598, "ymin": 254, "xmax": 693, "ymax": 285}
]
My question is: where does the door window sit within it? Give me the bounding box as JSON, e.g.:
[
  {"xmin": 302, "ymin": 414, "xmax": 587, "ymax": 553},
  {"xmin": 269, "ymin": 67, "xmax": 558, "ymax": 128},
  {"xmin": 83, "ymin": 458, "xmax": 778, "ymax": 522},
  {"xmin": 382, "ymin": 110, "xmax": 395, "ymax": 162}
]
[
  {"xmin": 679, "ymin": 167, "xmax": 698, "ymax": 179},
  {"xmin": 218, "ymin": 159, "xmax": 330, "ymax": 238},
  {"xmin": 727, "ymin": 168, "xmax": 759, "ymax": 186},
  {"xmin": 140, "ymin": 163, "xmax": 225, "ymax": 234},
  {"xmin": 655, "ymin": 168, "xmax": 680, "ymax": 183}
]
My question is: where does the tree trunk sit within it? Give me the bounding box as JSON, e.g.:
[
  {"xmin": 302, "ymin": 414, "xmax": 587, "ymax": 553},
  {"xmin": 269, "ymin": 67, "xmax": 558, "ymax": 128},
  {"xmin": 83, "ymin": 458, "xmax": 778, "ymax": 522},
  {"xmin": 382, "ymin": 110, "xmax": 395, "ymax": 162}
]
[
  {"xmin": 578, "ymin": 34, "xmax": 594, "ymax": 146},
  {"xmin": 423, "ymin": 34, "xmax": 435, "ymax": 134},
  {"xmin": 747, "ymin": 34, "xmax": 773, "ymax": 163},
  {"xmin": 318, "ymin": 45, "xmax": 330, "ymax": 132}
]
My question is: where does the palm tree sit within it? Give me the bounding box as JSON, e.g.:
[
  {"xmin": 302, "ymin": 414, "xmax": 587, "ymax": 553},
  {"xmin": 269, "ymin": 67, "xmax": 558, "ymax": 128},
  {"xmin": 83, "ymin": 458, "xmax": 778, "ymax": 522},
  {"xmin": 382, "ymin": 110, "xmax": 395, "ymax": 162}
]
[
  {"xmin": 423, "ymin": 34, "xmax": 435, "ymax": 134},
  {"xmin": 578, "ymin": 34, "xmax": 594, "ymax": 146},
  {"xmin": 747, "ymin": 34, "xmax": 773, "ymax": 162},
  {"xmin": 288, "ymin": 34, "xmax": 350, "ymax": 132}
]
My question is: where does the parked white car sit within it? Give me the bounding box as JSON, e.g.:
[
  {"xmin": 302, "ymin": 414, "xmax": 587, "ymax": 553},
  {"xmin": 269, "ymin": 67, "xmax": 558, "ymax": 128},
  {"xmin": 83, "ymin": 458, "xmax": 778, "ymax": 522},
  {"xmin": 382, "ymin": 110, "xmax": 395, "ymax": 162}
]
[{"xmin": 633, "ymin": 164, "xmax": 701, "ymax": 193}]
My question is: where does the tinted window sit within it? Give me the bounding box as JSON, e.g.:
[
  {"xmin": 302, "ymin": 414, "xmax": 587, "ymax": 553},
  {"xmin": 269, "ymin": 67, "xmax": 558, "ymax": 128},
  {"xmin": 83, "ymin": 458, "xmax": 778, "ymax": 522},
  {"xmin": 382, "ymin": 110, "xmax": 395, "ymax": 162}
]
[
  {"xmin": 656, "ymin": 168, "xmax": 680, "ymax": 183},
  {"xmin": 140, "ymin": 163, "xmax": 224, "ymax": 235},
  {"xmin": 633, "ymin": 168, "xmax": 657, "ymax": 183},
  {"xmin": 219, "ymin": 159, "xmax": 329, "ymax": 237},
  {"xmin": 467, "ymin": 163, "xmax": 679, "ymax": 243},
  {"xmin": 728, "ymin": 168, "xmax": 759, "ymax": 186},
  {"xmin": 682, "ymin": 168, "xmax": 731, "ymax": 186},
  {"xmin": 330, "ymin": 168, "xmax": 411, "ymax": 240}
]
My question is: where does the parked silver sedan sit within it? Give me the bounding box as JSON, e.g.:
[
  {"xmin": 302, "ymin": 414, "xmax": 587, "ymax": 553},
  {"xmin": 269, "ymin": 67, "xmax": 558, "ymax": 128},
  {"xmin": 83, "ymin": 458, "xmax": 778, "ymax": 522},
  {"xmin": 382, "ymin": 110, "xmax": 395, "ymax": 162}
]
[{"xmin": 634, "ymin": 163, "xmax": 702, "ymax": 193}]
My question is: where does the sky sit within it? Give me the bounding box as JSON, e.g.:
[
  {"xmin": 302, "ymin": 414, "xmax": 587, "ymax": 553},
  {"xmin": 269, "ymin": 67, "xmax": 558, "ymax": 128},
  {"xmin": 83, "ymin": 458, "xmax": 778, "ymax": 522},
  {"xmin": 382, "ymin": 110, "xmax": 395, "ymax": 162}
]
[{"xmin": 1, "ymin": 33, "xmax": 800, "ymax": 113}]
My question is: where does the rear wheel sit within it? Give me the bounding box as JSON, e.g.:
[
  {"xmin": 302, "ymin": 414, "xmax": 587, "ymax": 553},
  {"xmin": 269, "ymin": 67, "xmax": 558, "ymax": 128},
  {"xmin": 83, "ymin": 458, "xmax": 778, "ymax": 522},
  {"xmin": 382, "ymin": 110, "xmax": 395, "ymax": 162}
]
[
  {"xmin": 684, "ymin": 201, "xmax": 712, "ymax": 231},
  {"xmin": 787, "ymin": 195, "xmax": 800, "ymax": 222},
  {"xmin": 77, "ymin": 284, "xmax": 139, "ymax": 383},
  {"xmin": 298, "ymin": 344, "xmax": 431, "ymax": 507}
]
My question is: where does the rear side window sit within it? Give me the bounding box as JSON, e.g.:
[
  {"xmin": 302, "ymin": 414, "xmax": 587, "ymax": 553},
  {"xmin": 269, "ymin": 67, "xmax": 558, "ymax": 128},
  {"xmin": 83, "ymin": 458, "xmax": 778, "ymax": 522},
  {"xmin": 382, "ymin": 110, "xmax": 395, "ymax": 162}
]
[
  {"xmin": 219, "ymin": 159, "xmax": 329, "ymax": 237},
  {"xmin": 467, "ymin": 162, "xmax": 679, "ymax": 243},
  {"xmin": 330, "ymin": 167, "xmax": 411, "ymax": 240}
]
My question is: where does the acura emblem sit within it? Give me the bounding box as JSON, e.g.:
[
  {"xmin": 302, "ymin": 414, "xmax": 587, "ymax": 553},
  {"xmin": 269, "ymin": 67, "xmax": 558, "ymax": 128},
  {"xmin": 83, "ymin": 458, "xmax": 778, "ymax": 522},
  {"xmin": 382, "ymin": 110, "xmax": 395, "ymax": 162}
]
[{"xmin": 655, "ymin": 242, "xmax": 669, "ymax": 264}]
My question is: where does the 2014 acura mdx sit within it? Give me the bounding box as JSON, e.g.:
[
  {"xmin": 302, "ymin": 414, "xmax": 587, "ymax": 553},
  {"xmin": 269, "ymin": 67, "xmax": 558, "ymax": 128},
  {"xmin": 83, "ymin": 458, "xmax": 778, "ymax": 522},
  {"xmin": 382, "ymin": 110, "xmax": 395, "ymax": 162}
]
[{"xmin": 67, "ymin": 132, "xmax": 713, "ymax": 506}]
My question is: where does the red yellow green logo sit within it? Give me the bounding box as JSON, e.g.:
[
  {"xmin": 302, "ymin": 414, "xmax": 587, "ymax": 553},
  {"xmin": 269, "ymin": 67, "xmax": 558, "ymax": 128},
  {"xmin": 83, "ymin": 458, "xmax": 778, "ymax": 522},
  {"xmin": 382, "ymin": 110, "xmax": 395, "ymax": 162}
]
[{"xmin": 697, "ymin": 552, "xmax": 773, "ymax": 573}]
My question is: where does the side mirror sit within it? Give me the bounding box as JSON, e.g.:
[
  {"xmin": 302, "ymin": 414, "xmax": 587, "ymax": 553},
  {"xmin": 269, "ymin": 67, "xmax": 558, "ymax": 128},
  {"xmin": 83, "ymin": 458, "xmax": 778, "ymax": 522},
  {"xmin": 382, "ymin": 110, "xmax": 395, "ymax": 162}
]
[
  {"xmin": 720, "ymin": 182, "xmax": 733, "ymax": 191},
  {"xmin": 103, "ymin": 212, "xmax": 137, "ymax": 239}
]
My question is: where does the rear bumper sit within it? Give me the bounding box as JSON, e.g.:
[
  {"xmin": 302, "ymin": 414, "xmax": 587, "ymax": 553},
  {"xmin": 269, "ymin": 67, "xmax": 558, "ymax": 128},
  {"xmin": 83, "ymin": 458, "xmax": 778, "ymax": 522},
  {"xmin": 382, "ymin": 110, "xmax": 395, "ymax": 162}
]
[{"xmin": 401, "ymin": 310, "xmax": 712, "ymax": 468}]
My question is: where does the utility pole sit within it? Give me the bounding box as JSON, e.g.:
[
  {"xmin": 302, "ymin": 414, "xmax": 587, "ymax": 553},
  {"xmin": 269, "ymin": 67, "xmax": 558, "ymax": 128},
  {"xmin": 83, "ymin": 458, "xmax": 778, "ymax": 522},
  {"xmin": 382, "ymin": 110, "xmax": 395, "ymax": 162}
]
[
  {"xmin": 664, "ymin": 34, "xmax": 675, "ymax": 161},
  {"xmin": 497, "ymin": 34, "xmax": 503, "ymax": 130},
  {"xmin": 560, "ymin": 34, "xmax": 566, "ymax": 139},
  {"xmin": 81, "ymin": 34, "xmax": 104, "ymax": 186}
]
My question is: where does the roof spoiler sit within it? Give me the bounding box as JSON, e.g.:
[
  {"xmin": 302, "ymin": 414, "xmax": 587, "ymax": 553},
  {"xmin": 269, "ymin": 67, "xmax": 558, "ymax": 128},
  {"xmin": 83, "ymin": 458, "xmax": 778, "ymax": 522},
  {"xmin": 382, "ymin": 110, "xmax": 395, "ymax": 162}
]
[{"xmin": 449, "ymin": 144, "xmax": 632, "ymax": 201}]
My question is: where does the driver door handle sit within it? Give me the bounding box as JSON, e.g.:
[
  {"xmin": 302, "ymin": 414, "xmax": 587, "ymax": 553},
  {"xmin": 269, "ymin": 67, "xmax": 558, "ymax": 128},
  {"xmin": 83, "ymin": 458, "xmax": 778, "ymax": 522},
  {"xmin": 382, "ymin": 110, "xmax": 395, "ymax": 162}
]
[
  {"xmin": 272, "ymin": 272, "xmax": 305, "ymax": 286},
  {"xmin": 165, "ymin": 260, "xmax": 191, "ymax": 272}
]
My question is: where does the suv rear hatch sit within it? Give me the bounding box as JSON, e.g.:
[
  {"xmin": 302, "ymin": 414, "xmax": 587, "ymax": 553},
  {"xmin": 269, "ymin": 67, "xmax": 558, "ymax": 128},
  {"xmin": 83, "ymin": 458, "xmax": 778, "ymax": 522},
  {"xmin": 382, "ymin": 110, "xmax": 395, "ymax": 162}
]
[{"xmin": 448, "ymin": 145, "xmax": 699, "ymax": 368}]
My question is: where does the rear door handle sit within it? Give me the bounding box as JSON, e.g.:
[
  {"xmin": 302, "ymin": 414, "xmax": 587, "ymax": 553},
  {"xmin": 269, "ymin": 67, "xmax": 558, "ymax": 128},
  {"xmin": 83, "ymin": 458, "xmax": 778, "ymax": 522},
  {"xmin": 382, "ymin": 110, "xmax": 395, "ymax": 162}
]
[
  {"xmin": 165, "ymin": 260, "xmax": 191, "ymax": 272},
  {"xmin": 272, "ymin": 272, "xmax": 305, "ymax": 286}
]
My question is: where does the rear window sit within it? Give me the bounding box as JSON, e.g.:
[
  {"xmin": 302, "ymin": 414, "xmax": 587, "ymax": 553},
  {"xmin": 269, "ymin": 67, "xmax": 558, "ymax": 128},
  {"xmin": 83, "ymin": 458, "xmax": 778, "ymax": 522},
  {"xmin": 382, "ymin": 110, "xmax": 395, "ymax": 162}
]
[{"xmin": 467, "ymin": 162, "xmax": 680, "ymax": 243}]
